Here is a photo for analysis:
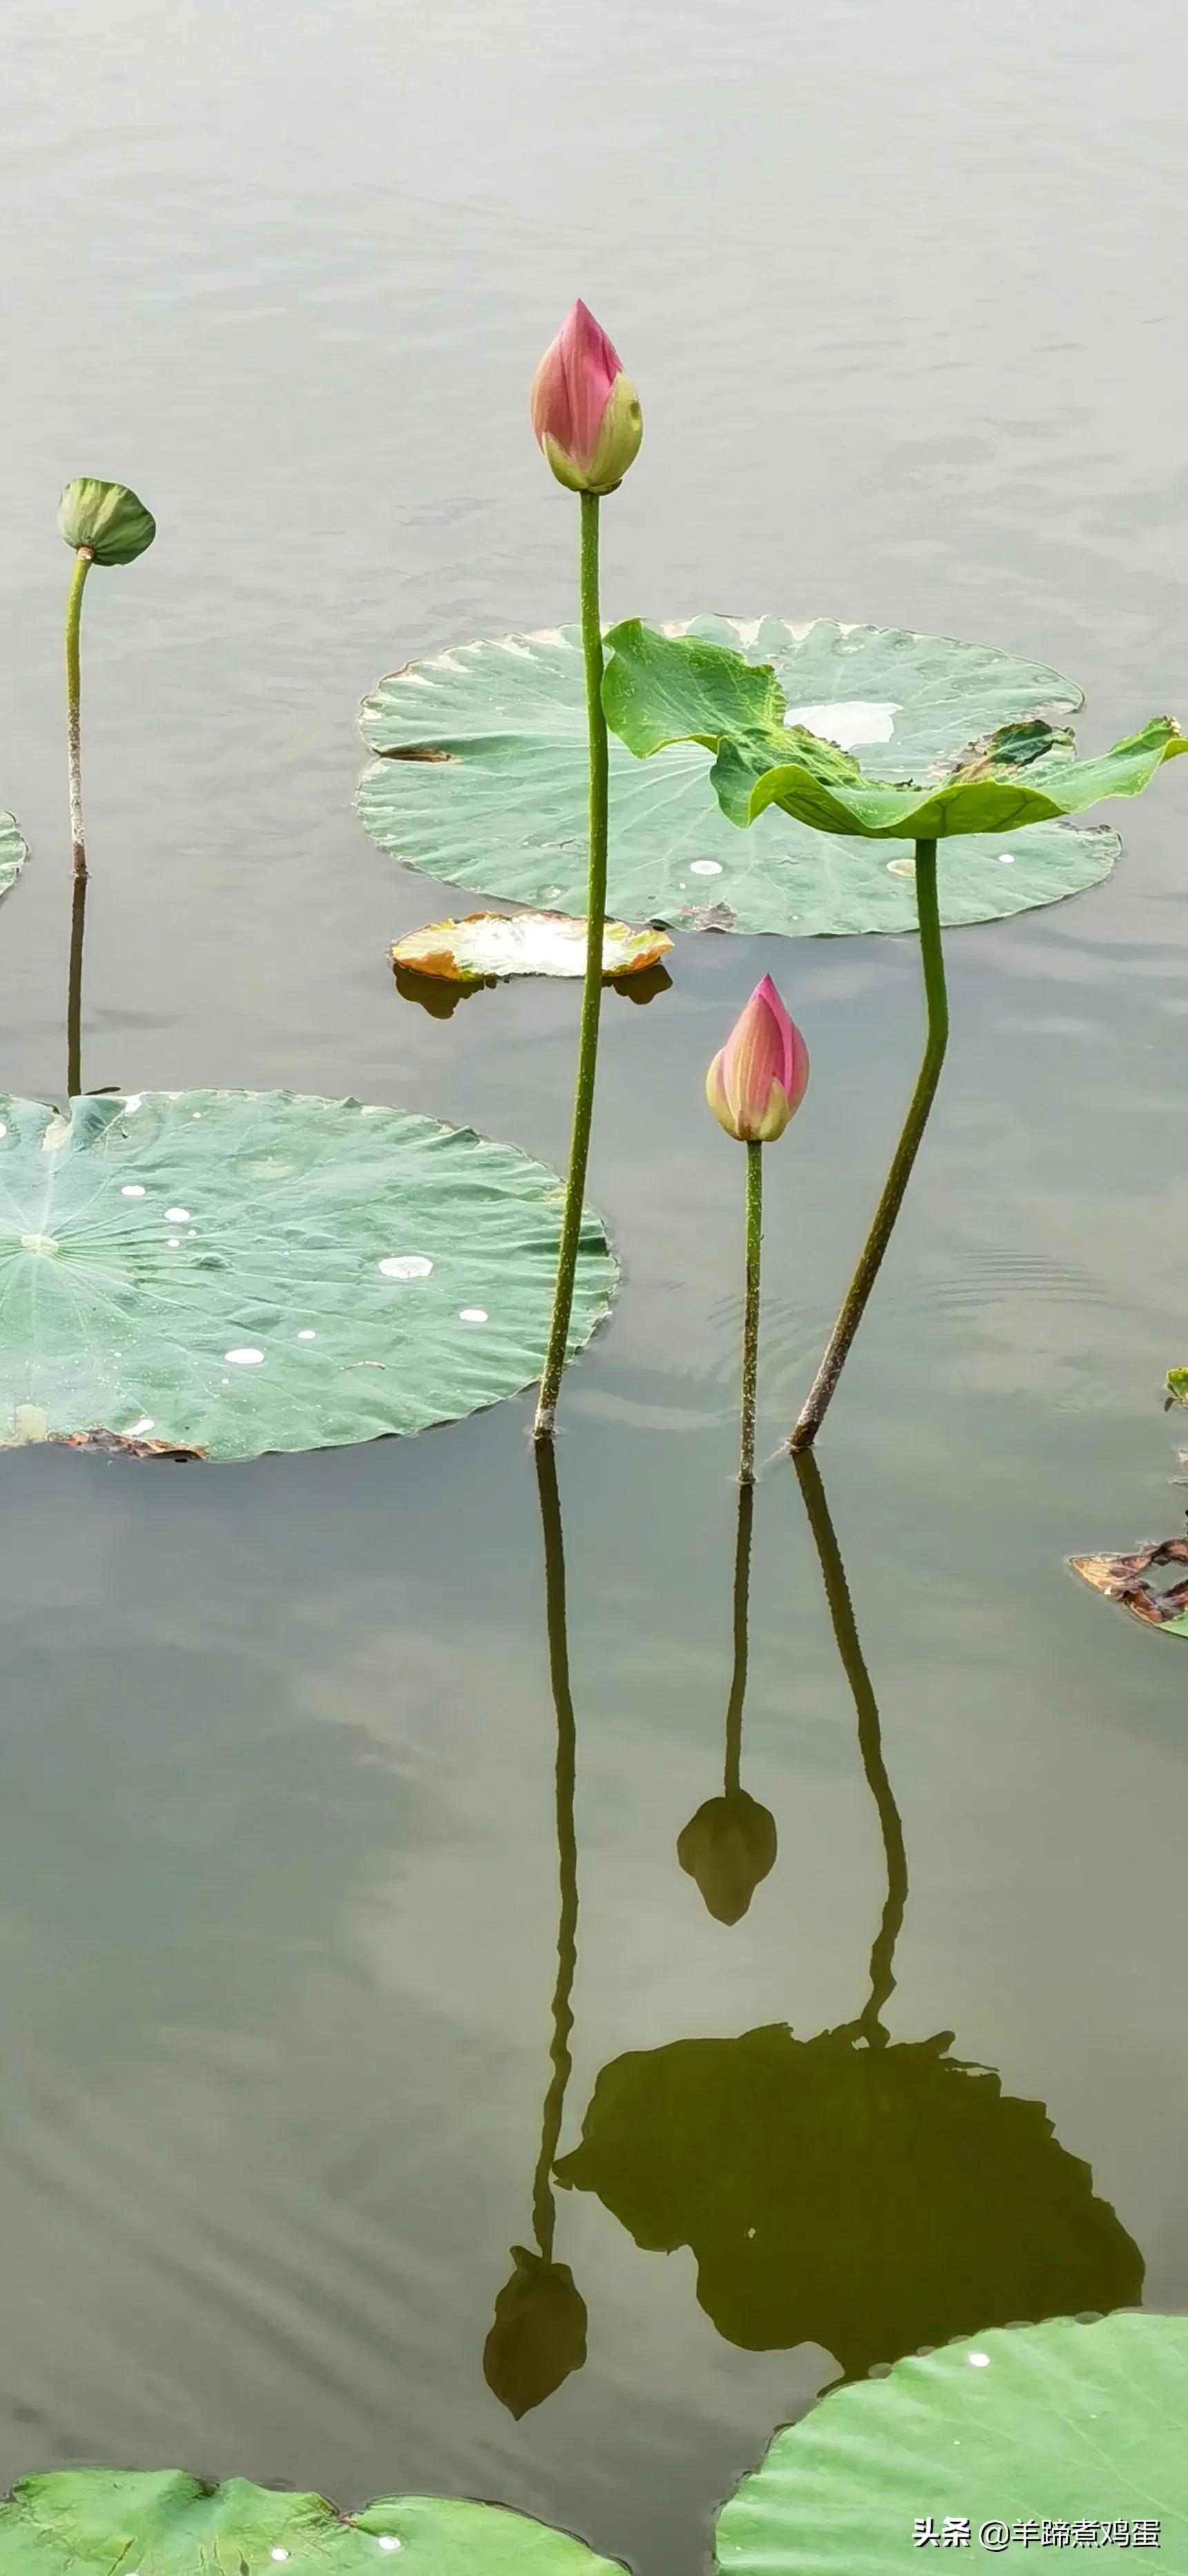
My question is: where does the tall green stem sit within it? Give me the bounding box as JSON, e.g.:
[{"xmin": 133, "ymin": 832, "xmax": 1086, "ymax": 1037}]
[
  {"xmin": 790, "ymin": 838, "xmax": 948, "ymax": 1453},
  {"xmin": 65, "ymin": 546, "xmax": 93, "ymax": 1099},
  {"xmin": 794, "ymin": 1450, "xmax": 908, "ymax": 2043},
  {"xmin": 530, "ymin": 1436, "xmax": 578, "ymax": 2262},
  {"xmin": 722, "ymin": 1479, "xmax": 754, "ymax": 1798},
  {"xmin": 534, "ymin": 491, "xmax": 608, "ymax": 1437},
  {"xmin": 740, "ymin": 1141, "xmax": 763, "ymax": 1486}
]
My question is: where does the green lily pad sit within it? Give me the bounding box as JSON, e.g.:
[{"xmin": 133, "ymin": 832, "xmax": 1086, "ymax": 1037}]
[
  {"xmin": 391, "ymin": 908, "xmax": 672, "ymax": 981},
  {"xmin": 714, "ymin": 2314, "xmax": 1187, "ymax": 2570},
  {"xmin": 357, "ymin": 618, "xmax": 1116, "ymax": 939},
  {"xmin": 0, "ymin": 1090, "xmax": 614, "ymax": 1461},
  {"xmin": 604, "ymin": 620, "xmax": 1187, "ymax": 843},
  {"xmin": 0, "ymin": 812, "xmax": 28, "ymax": 902},
  {"xmin": 0, "ymin": 2470, "xmax": 623, "ymax": 2571}
]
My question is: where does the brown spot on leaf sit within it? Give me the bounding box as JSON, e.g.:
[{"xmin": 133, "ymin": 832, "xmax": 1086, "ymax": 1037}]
[
  {"xmin": 1070, "ymin": 1537, "xmax": 1188, "ymax": 1626},
  {"xmin": 392, "ymin": 944, "xmax": 461, "ymax": 981},
  {"xmin": 48, "ymin": 1429, "xmax": 206, "ymax": 1462},
  {"xmin": 674, "ymin": 901, "xmax": 737, "ymax": 932},
  {"xmin": 375, "ymin": 743, "xmax": 456, "ymax": 763}
]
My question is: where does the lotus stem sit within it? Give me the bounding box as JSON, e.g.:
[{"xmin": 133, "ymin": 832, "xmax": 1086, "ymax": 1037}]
[
  {"xmin": 65, "ymin": 545, "xmax": 93, "ymax": 1099},
  {"xmin": 789, "ymin": 838, "xmax": 947, "ymax": 1452},
  {"xmin": 740, "ymin": 1141, "xmax": 763, "ymax": 1485},
  {"xmin": 794, "ymin": 1448, "xmax": 908, "ymax": 2041},
  {"xmin": 531, "ymin": 1436, "xmax": 579, "ymax": 2261},
  {"xmin": 534, "ymin": 491, "xmax": 608, "ymax": 1437},
  {"xmin": 723, "ymin": 1479, "xmax": 754, "ymax": 1797}
]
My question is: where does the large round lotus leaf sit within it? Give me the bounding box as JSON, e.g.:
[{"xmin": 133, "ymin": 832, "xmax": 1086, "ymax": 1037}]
[
  {"xmin": 0, "ymin": 1090, "xmax": 614, "ymax": 1462},
  {"xmin": 714, "ymin": 2314, "xmax": 1188, "ymax": 2570},
  {"xmin": 356, "ymin": 618, "xmax": 1117, "ymax": 938},
  {"xmin": 391, "ymin": 908, "xmax": 672, "ymax": 981},
  {"xmin": 0, "ymin": 2470, "xmax": 623, "ymax": 2571},
  {"xmin": 0, "ymin": 813, "xmax": 27, "ymax": 902},
  {"xmin": 556, "ymin": 2023, "xmax": 1141, "ymax": 2383}
]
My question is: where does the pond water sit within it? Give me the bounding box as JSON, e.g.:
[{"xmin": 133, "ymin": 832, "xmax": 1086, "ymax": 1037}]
[{"xmin": 1, "ymin": 0, "xmax": 1187, "ymax": 2566}]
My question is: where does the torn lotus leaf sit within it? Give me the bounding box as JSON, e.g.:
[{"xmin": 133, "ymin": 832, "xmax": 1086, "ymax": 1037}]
[{"xmin": 49, "ymin": 1429, "xmax": 205, "ymax": 1461}]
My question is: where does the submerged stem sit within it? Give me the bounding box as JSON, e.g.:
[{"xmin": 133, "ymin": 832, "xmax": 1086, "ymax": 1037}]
[
  {"xmin": 740, "ymin": 1141, "xmax": 763, "ymax": 1486},
  {"xmin": 789, "ymin": 838, "xmax": 947, "ymax": 1453},
  {"xmin": 794, "ymin": 1450, "xmax": 908, "ymax": 2041},
  {"xmin": 722, "ymin": 1479, "xmax": 754, "ymax": 1798},
  {"xmin": 530, "ymin": 1437, "xmax": 579, "ymax": 2262},
  {"xmin": 534, "ymin": 491, "xmax": 608, "ymax": 1437},
  {"xmin": 65, "ymin": 546, "xmax": 92, "ymax": 1098}
]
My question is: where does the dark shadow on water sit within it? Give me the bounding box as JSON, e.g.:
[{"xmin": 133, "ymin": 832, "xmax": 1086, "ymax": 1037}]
[
  {"xmin": 556, "ymin": 1455, "xmax": 1144, "ymax": 2386},
  {"xmin": 482, "ymin": 1437, "xmax": 587, "ymax": 2419},
  {"xmin": 676, "ymin": 1482, "xmax": 777, "ymax": 1926},
  {"xmin": 392, "ymin": 960, "xmax": 673, "ymax": 1020}
]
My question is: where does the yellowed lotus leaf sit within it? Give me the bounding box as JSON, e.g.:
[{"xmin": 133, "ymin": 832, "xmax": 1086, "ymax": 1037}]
[
  {"xmin": 391, "ymin": 909, "xmax": 672, "ymax": 984},
  {"xmin": 1070, "ymin": 1539, "xmax": 1188, "ymax": 1634}
]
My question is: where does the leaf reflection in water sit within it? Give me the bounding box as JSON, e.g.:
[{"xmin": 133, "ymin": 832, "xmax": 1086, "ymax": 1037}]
[{"xmin": 558, "ymin": 1458, "xmax": 1142, "ymax": 2385}]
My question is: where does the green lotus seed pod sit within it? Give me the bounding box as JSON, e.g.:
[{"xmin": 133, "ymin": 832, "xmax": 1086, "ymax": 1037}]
[
  {"xmin": 57, "ymin": 478, "xmax": 155, "ymax": 566},
  {"xmin": 677, "ymin": 1790, "xmax": 778, "ymax": 1925},
  {"xmin": 482, "ymin": 2245, "xmax": 587, "ymax": 2417}
]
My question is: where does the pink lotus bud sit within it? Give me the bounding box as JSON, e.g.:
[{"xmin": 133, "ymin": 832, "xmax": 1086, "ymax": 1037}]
[
  {"xmin": 705, "ymin": 975, "xmax": 808, "ymax": 1143},
  {"xmin": 529, "ymin": 300, "xmax": 643, "ymax": 496}
]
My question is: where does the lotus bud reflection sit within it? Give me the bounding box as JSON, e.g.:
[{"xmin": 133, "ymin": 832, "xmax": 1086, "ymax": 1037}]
[
  {"xmin": 705, "ymin": 974, "xmax": 808, "ymax": 1144},
  {"xmin": 677, "ymin": 1790, "xmax": 778, "ymax": 1925},
  {"xmin": 57, "ymin": 478, "xmax": 155, "ymax": 567},
  {"xmin": 529, "ymin": 301, "xmax": 643, "ymax": 497},
  {"xmin": 482, "ymin": 2243, "xmax": 588, "ymax": 2417}
]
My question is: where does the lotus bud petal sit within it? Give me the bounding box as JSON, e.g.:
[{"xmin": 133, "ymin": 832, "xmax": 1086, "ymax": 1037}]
[
  {"xmin": 482, "ymin": 2244, "xmax": 588, "ymax": 2417},
  {"xmin": 57, "ymin": 478, "xmax": 155, "ymax": 567},
  {"xmin": 705, "ymin": 974, "xmax": 808, "ymax": 1143},
  {"xmin": 677, "ymin": 1791, "xmax": 778, "ymax": 1925},
  {"xmin": 530, "ymin": 301, "xmax": 642, "ymax": 497}
]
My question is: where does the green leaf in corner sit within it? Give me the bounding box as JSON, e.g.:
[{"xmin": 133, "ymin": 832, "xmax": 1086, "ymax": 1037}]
[
  {"xmin": 0, "ymin": 2470, "xmax": 623, "ymax": 2572},
  {"xmin": 713, "ymin": 2314, "xmax": 1188, "ymax": 2570}
]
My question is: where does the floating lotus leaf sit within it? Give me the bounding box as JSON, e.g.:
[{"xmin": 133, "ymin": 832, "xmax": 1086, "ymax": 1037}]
[
  {"xmin": 357, "ymin": 619, "xmax": 1116, "ymax": 938},
  {"xmin": 0, "ymin": 813, "xmax": 27, "ymax": 903},
  {"xmin": 604, "ymin": 620, "xmax": 1187, "ymax": 843},
  {"xmin": 391, "ymin": 908, "xmax": 672, "ymax": 983},
  {"xmin": 557, "ymin": 2022, "xmax": 1141, "ymax": 2383},
  {"xmin": 1070, "ymin": 1537, "xmax": 1188, "ymax": 1635},
  {"xmin": 0, "ymin": 2470, "xmax": 622, "ymax": 2572},
  {"xmin": 0, "ymin": 1090, "xmax": 614, "ymax": 1461},
  {"xmin": 714, "ymin": 2314, "xmax": 1188, "ymax": 2570}
]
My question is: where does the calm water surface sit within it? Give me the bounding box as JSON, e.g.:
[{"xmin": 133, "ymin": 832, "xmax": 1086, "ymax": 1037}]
[{"xmin": 1, "ymin": 2, "xmax": 1187, "ymax": 2566}]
